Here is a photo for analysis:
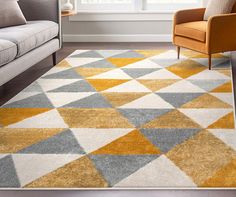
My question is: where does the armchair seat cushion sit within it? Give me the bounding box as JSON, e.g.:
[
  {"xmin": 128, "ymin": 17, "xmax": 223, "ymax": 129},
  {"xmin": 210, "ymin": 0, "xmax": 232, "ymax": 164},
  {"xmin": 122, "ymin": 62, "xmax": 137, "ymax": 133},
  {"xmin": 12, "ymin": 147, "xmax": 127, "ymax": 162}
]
[
  {"xmin": 175, "ymin": 21, "xmax": 207, "ymax": 42},
  {"xmin": 0, "ymin": 20, "xmax": 58, "ymax": 57}
]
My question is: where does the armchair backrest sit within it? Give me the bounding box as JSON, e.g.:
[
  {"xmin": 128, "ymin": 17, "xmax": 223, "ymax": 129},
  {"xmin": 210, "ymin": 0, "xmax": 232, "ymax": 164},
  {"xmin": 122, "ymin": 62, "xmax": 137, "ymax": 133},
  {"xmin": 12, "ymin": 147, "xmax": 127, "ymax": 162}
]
[{"xmin": 232, "ymin": 3, "xmax": 236, "ymax": 13}]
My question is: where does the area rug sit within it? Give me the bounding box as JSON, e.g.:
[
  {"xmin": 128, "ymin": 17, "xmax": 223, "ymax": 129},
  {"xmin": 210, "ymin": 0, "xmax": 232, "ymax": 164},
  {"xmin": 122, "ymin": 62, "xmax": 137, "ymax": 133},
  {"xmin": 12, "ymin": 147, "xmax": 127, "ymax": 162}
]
[{"xmin": 0, "ymin": 49, "xmax": 235, "ymax": 189}]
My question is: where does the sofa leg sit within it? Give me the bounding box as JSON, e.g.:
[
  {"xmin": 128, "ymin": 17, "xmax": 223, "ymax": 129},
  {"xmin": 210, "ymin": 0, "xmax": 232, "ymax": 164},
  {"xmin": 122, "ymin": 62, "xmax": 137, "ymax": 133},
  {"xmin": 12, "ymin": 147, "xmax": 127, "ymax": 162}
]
[
  {"xmin": 208, "ymin": 54, "xmax": 212, "ymax": 70},
  {"xmin": 177, "ymin": 46, "xmax": 180, "ymax": 59},
  {"xmin": 52, "ymin": 52, "xmax": 57, "ymax": 66}
]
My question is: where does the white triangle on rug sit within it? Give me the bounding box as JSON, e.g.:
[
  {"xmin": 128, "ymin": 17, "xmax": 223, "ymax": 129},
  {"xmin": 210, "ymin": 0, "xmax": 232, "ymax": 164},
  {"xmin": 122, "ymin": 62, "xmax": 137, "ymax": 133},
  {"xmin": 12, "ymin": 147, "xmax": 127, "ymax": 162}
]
[
  {"xmin": 42, "ymin": 67, "xmax": 71, "ymax": 77},
  {"xmin": 103, "ymin": 80, "xmax": 152, "ymax": 93},
  {"xmin": 5, "ymin": 92, "xmax": 41, "ymax": 105},
  {"xmin": 0, "ymin": 154, "xmax": 8, "ymax": 160},
  {"xmin": 209, "ymin": 129, "xmax": 236, "ymax": 151},
  {"xmin": 119, "ymin": 93, "xmax": 174, "ymax": 109},
  {"xmin": 192, "ymin": 57, "xmax": 229, "ymax": 67},
  {"xmin": 12, "ymin": 154, "xmax": 83, "ymax": 187},
  {"xmin": 46, "ymin": 92, "xmax": 96, "ymax": 108},
  {"xmin": 114, "ymin": 155, "xmax": 196, "ymax": 187},
  {"xmin": 66, "ymin": 57, "xmax": 103, "ymax": 68},
  {"xmin": 68, "ymin": 50, "xmax": 89, "ymax": 57},
  {"xmin": 88, "ymin": 69, "xmax": 132, "ymax": 79},
  {"xmin": 210, "ymin": 93, "xmax": 234, "ymax": 106},
  {"xmin": 157, "ymin": 80, "xmax": 206, "ymax": 93},
  {"xmin": 223, "ymin": 52, "xmax": 231, "ymax": 57},
  {"xmin": 123, "ymin": 59, "xmax": 162, "ymax": 69},
  {"xmin": 138, "ymin": 69, "xmax": 181, "ymax": 80},
  {"xmin": 7, "ymin": 109, "xmax": 68, "ymax": 128},
  {"xmin": 179, "ymin": 109, "xmax": 233, "ymax": 128},
  {"xmin": 96, "ymin": 50, "xmax": 128, "ymax": 58},
  {"xmin": 187, "ymin": 70, "xmax": 230, "ymax": 80},
  {"xmin": 150, "ymin": 50, "xmax": 187, "ymax": 62},
  {"xmin": 37, "ymin": 79, "xmax": 81, "ymax": 92},
  {"xmin": 71, "ymin": 128, "xmax": 133, "ymax": 153}
]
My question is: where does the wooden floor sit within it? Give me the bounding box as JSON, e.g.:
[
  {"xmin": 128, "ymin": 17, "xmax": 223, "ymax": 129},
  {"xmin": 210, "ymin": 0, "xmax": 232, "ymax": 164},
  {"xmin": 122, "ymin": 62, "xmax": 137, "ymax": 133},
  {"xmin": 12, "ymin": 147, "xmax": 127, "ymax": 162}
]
[{"xmin": 0, "ymin": 42, "xmax": 236, "ymax": 197}]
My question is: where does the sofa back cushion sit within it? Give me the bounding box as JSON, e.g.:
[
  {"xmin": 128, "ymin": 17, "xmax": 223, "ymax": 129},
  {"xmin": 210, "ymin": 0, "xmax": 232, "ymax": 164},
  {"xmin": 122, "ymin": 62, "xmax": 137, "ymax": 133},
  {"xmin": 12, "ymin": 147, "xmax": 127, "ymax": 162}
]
[
  {"xmin": 204, "ymin": 0, "xmax": 236, "ymax": 20},
  {"xmin": 0, "ymin": 0, "xmax": 26, "ymax": 28}
]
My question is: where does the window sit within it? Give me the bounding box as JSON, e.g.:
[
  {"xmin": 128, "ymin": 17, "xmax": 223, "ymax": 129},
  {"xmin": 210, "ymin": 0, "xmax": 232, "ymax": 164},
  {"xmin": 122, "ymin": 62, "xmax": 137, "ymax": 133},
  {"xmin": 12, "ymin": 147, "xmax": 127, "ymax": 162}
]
[
  {"xmin": 77, "ymin": 0, "xmax": 203, "ymax": 12},
  {"xmin": 77, "ymin": 0, "xmax": 135, "ymax": 11},
  {"xmin": 145, "ymin": 0, "xmax": 202, "ymax": 11}
]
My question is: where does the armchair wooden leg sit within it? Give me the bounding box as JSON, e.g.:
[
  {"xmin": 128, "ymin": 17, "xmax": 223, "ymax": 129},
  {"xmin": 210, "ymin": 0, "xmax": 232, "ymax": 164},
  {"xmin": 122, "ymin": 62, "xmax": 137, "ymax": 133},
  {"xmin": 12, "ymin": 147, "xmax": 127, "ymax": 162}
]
[
  {"xmin": 208, "ymin": 54, "xmax": 212, "ymax": 70},
  {"xmin": 177, "ymin": 46, "xmax": 180, "ymax": 59}
]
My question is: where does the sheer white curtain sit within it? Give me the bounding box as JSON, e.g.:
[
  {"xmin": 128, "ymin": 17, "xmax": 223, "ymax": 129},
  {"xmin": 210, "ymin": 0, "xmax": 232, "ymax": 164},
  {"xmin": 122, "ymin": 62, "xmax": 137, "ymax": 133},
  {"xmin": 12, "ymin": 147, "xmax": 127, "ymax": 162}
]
[
  {"xmin": 145, "ymin": 0, "xmax": 203, "ymax": 11},
  {"xmin": 77, "ymin": 0, "xmax": 135, "ymax": 10},
  {"xmin": 80, "ymin": 0, "xmax": 132, "ymax": 3},
  {"xmin": 77, "ymin": 0, "xmax": 203, "ymax": 11}
]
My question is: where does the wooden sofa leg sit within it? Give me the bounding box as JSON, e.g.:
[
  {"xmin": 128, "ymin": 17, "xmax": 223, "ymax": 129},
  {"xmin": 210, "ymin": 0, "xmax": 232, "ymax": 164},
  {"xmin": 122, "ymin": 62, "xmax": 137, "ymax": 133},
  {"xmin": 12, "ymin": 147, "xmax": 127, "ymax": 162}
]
[
  {"xmin": 52, "ymin": 52, "xmax": 57, "ymax": 66},
  {"xmin": 177, "ymin": 46, "xmax": 180, "ymax": 59},
  {"xmin": 208, "ymin": 54, "xmax": 212, "ymax": 70}
]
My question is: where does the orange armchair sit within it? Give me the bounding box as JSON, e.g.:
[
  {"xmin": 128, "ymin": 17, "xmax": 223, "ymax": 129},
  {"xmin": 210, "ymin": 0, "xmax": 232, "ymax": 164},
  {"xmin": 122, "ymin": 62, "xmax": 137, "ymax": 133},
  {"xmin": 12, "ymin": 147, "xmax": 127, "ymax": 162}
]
[{"xmin": 173, "ymin": 4, "xmax": 236, "ymax": 70}]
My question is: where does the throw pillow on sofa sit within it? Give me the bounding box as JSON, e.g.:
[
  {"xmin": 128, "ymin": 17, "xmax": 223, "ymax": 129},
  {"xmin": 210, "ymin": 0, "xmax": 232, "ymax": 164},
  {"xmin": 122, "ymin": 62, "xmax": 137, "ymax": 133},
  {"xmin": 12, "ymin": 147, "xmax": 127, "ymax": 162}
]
[
  {"xmin": 0, "ymin": 0, "xmax": 26, "ymax": 28},
  {"xmin": 204, "ymin": 0, "xmax": 236, "ymax": 20}
]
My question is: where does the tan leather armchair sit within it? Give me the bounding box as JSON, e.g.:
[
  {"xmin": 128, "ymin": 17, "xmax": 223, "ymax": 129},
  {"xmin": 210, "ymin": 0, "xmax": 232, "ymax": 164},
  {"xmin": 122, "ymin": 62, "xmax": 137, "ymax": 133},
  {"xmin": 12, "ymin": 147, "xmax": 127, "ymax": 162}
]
[{"xmin": 173, "ymin": 4, "xmax": 236, "ymax": 70}]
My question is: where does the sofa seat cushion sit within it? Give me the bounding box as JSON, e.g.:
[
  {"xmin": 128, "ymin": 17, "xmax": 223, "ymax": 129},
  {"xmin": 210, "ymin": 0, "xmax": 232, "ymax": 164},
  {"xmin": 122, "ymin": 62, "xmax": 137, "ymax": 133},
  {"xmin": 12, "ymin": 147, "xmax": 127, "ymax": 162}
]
[
  {"xmin": 0, "ymin": 39, "xmax": 17, "ymax": 67},
  {"xmin": 175, "ymin": 21, "xmax": 207, "ymax": 42},
  {"xmin": 0, "ymin": 20, "xmax": 58, "ymax": 57}
]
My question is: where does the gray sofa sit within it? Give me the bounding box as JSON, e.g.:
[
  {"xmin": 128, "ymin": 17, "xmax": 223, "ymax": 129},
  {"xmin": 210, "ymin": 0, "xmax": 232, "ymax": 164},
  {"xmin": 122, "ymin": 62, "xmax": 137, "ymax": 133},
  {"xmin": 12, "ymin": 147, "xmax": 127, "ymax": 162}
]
[{"xmin": 0, "ymin": 0, "xmax": 62, "ymax": 86}]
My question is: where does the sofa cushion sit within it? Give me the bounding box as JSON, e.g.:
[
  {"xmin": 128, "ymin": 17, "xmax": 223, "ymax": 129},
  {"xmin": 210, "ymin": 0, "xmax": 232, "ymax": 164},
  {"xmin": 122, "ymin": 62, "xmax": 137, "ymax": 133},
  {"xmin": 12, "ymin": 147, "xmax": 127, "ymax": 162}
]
[
  {"xmin": 0, "ymin": 39, "xmax": 17, "ymax": 67},
  {"xmin": 175, "ymin": 21, "xmax": 207, "ymax": 42},
  {"xmin": 0, "ymin": 21, "xmax": 58, "ymax": 57},
  {"xmin": 0, "ymin": 0, "xmax": 26, "ymax": 28}
]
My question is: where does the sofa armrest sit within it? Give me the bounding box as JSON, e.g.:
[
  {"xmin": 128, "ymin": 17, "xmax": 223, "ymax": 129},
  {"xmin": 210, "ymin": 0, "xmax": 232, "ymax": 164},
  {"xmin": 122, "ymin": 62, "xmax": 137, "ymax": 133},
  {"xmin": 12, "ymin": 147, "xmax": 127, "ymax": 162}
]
[
  {"xmin": 207, "ymin": 13, "xmax": 236, "ymax": 53},
  {"xmin": 174, "ymin": 8, "xmax": 206, "ymax": 25}
]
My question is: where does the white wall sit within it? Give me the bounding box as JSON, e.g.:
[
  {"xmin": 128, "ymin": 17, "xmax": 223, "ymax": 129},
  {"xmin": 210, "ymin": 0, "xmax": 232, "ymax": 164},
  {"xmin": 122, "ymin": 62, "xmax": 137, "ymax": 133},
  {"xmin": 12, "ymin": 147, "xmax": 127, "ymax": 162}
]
[
  {"xmin": 62, "ymin": 0, "xmax": 209, "ymax": 42},
  {"xmin": 62, "ymin": 19, "xmax": 173, "ymax": 42}
]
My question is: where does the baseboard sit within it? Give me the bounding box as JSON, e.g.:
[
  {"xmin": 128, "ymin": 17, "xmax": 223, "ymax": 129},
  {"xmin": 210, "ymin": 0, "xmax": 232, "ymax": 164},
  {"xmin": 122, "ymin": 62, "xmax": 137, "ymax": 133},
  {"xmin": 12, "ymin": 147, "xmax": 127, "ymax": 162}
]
[{"xmin": 63, "ymin": 34, "xmax": 172, "ymax": 42}]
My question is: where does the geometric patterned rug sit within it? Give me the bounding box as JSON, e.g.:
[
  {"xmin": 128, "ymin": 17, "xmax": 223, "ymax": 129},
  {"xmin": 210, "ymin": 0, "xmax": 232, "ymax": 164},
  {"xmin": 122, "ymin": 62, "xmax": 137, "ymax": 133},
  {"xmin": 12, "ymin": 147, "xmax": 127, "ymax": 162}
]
[{"xmin": 0, "ymin": 49, "xmax": 235, "ymax": 188}]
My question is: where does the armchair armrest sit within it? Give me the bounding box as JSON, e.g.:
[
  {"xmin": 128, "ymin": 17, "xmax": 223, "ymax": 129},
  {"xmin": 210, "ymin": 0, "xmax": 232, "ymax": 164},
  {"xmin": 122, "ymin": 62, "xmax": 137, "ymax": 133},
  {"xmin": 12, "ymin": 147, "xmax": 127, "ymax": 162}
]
[
  {"xmin": 207, "ymin": 13, "xmax": 236, "ymax": 54},
  {"xmin": 174, "ymin": 8, "xmax": 206, "ymax": 25}
]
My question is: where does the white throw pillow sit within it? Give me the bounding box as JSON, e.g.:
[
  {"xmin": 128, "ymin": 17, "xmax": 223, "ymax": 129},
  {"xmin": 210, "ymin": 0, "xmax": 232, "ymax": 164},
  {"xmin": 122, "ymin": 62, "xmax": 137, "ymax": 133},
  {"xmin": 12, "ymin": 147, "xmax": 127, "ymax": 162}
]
[{"xmin": 204, "ymin": 0, "xmax": 236, "ymax": 20}]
